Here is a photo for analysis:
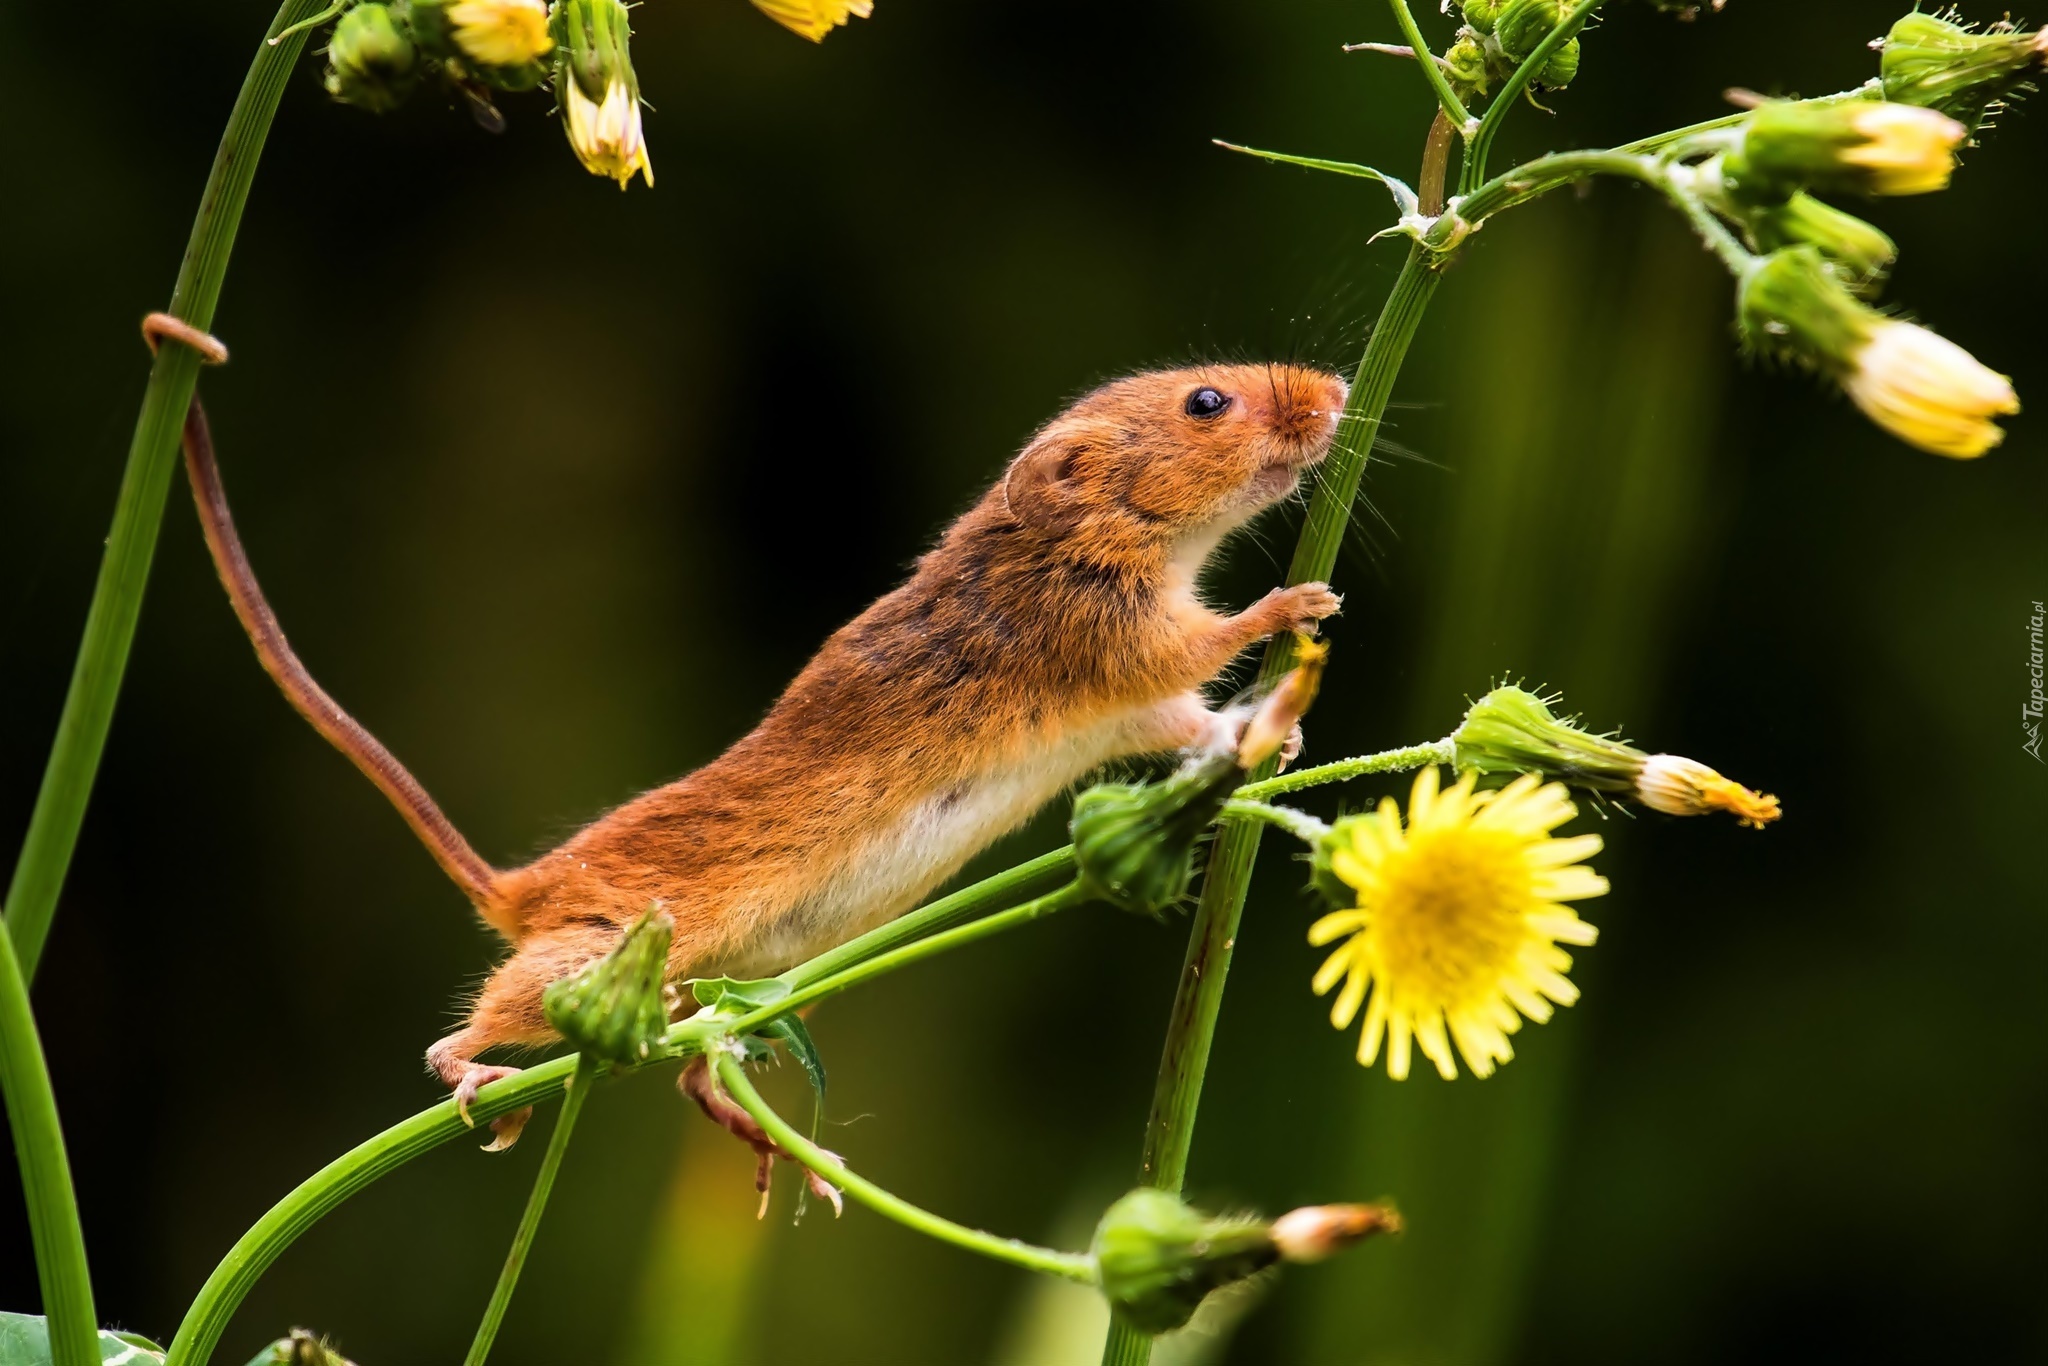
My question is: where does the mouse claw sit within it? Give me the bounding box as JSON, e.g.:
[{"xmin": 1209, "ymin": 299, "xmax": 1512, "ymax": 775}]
[
  {"xmin": 1279, "ymin": 721, "xmax": 1306, "ymax": 771},
  {"xmin": 480, "ymin": 1106, "xmax": 534, "ymax": 1152}
]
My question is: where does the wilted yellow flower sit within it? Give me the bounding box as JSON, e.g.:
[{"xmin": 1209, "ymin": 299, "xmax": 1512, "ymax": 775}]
[
  {"xmin": 752, "ymin": 0, "xmax": 874, "ymax": 42},
  {"xmin": 1310, "ymin": 768, "xmax": 1605, "ymax": 1081},
  {"xmin": 563, "ymin": 75, "xmax": 653, "ymax": 189},
  {"xmin": 446, "ymin": 0, "xmax": 553, "ymax": 66},
  {"xmin": 1844, "ymin": 319, "xmax": 2020, "ymax": 459},
  {"xmin": 1633, "ymin": 755, "xmax": 1780, "ymax": 828},
  {"xmin": 1837, "ymin": 103, "xmax": 1966, "ymax": 195}
]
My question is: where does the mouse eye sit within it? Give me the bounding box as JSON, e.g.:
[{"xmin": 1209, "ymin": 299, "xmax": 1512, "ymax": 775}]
[{"xmin": 1184, "ymin": 386, "xmax": 1231, "ymax": 420}]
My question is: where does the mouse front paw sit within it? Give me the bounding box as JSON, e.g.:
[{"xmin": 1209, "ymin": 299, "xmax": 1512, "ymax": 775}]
[{"xmin": 1259, "ymin": 581, "xmax": 1342, "ymax": 635}]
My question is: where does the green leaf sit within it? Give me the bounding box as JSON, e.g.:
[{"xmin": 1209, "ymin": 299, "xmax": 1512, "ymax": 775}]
[
  {"xmin": 1211, "ymin": 141, "xmax": 1421, "ymax": 216},
  {"xmin": 0, "ymin": 1312, "xmax": 167, "ymax": 1364},
  {"xmin": 686, "ymin": 976, "xmax": 791, "ymax": 1013},
  {"xmin": 758, "ymin": 1016, "xmax": 827, "ymax": 1101}
]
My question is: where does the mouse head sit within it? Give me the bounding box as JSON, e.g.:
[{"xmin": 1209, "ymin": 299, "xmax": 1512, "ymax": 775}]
[{"xmin": 1002, "ymin": 364, "xmax": 1347, "ymax": 563}]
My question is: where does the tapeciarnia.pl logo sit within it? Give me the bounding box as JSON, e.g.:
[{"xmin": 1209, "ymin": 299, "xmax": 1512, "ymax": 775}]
[{"xmin": 2027, "ymin": 600, "xmax": 2045, "ymax": 763}]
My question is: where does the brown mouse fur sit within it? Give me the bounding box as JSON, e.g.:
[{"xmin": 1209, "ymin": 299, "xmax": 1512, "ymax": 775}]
[{"xmin": 181, "ymin": 363, "xmax": 1346, "ymax": 1142}]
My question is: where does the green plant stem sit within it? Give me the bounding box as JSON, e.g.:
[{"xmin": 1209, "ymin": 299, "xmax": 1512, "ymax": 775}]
[
  {"xmin": 461, "ymin": 1057, "xmax": 598, "ymax": 1366},
  {"xmin": 0, "ymin": 917, "xmax": 94, "ymax": 1365},
  {"xmin": 4, "ymin": 0, "xmax": 326, "ymax": 979},
  {"xmin": 1100, "ymin": 245, "xmax": 1443, "ymax": 1366},
  {"xmin": 1238, "ymin": 740, "xmax": 1452, "ymax": 799},
  {"xmin": 733, "ymin": 884, "xmax": 1088, "ymax": 1036},
  {"xmin": 782, "ymin": 847, "xmax": 1075, "ymax": 990},
  {"xmin": 710, "ymin": 1051, "xmax": 1097, "ymax": 1284},
  {"xmin": 1386, "ymin": 0, "xmax": 1472, "ymax": 132},
  {"xmin": 1467, "ymin": 150, "xmax": 1753, "ymax": 272},
  {"xmin": 1460, "ymin": 0, "xmax": 1603, "ymax": 194}
]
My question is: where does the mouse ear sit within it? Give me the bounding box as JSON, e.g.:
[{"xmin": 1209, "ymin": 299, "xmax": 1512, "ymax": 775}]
[{"xmin": 1001, "ymin": 431, "xmax": 1086, "ymax": 532}]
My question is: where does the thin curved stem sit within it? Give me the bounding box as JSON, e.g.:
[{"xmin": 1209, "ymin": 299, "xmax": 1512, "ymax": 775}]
[
  {"xmin": 0, "ymin": 917, "xmax": 94, "ymax": 1364},
  {"xmin": 711, "ymin": 1051, "xmax": 1097, "ymax": 1284},
  {"xmin": 5, "ymin": 0, "xmax": 328, "ymax": 979},
  {"xmin": 462, "ymin": 1057, "xmax": 598, "ymax": 1366},
  {"xmin": 1386, "ymin": 0, "xmax": 1472, "ymax": 133},
  {"xmin": 1236, "ymin": 740, "xmax": 1452, "ymax": 800},
  {"xmin": 1460, "ymin": 0, "xmax": 1603, "ymax": 195},
  {"xmin": 164, "ymin": 1042, "xmax": 683, "ymax": 1366},
  {"xmin": 1458, "ymin": 150, "xmax": 1752, "ymax": 273}
]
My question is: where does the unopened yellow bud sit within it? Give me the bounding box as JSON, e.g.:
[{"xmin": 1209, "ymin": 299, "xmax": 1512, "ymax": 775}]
[
  {"xmin": 446, "ymin": 0, "xmax": 553, "ymax": 66},
  {"xmin": 1845, "ymin": 320, "xmax": 2020, "ymax": 460},
  {"xmin": 1634, "ymin": 755, "xmax": 1780, "ymax": 829},
  {"xmin": 1268, "ymin": 1204, "xmax": 1401, "ymax": 1263},
  {"xmin": 1726, "ymin": 100, "xmax": 1964, "ymax": 201}
]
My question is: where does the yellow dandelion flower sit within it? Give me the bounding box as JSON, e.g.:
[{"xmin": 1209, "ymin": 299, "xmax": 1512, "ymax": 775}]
[
  {"xmin": 751, "ymin": 0, "xmax": 874, "ymax": 43},
  {"xmin": 1309, "ymin": 767, "xmax": 1606, "ymax": 1081}
]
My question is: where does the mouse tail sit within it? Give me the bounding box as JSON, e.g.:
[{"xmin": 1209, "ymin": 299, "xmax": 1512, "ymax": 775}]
[{"xmin": 181, "ymin": 396, "xmax": 519, "ymax": 937}]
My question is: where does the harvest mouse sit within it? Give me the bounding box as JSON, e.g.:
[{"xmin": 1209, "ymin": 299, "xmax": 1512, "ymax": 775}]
[{"xmin": 178, "ymin": 361, "xmax": 1347, "ymax": 1146}]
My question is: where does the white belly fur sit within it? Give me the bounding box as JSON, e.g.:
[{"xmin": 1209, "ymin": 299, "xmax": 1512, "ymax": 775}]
[{"xmin": 735, "ymin": 706, "xmax": 1161, "ymax": 973}]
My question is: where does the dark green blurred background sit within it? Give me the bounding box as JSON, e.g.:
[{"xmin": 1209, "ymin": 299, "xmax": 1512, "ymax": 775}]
[{"xmin": 3, "ymin": 1, "xmax": 2044, "ymax": 1362}]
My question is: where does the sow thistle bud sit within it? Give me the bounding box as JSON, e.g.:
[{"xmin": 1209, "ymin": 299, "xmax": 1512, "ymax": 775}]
[
  {"xmin": 1072, "ymin": 640, "xmax": 1326, "ymax": 917},
  {"xmin": 1493, "ymin": 0, "xmax": 1582, "ymax": 88},
  {"xmin": 324, "ymin": 4, "xmax": 421, "ymax": 114},
  {"xmin": 1071, "ymin": 754, "xmax": 1238, "ymax": 917},
  {"xmin": 1745, "ymin": 191, "xmax": 1897, "ymax": 291},
  {"xmin": 553, "ymin": 0, "xmax": 653, "ymax": 189},
  {"xmin": 1091, "ymin": 1189, "xmax": 1398, "ymax": 1334},
  {"xmin": 1451, "ymin": 685, "xmax": 1780, "ymax": 827},
  {"xmin": 542, "ymin": 904, "xmax": 677, "ymax": 1065},
  {"xmin": 1880, "ymin": 11, "xmax": 2047, "ymax": 135},
  {"xmin": 1739, "ymin": 246, "xmax": 2020, "ymax": 459},
  {"xmin": 1724, "ymin": 100, "xmax": 1966, "ymax": 200}
]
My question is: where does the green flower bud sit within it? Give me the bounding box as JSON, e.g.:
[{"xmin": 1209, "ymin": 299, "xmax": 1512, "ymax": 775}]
[
  {"xmin": 1494, "ymin": 0, "xmax": 1569, "ymax": 60},
  {"xmin": 1091, "ymin": 1190, "xmax": 1399, "ymax": 1333},
  {"xmin": 323, "ymin": 4, "xmax": 420, "ymax": 114},
  {"xmin": 1880, "ymin": 12, "xmax": 2046, "ymax": 134},
  {"xmin": 1536, "ymin": 34, "xmax": 1580, "ymax": 88},
  {"xmin": 1737, "ymin": 245, "xmax": 1867, "ymax": 367},
  {"xmin": 1445, "ymin": 33, "xmax": 1492, "ymax": 95},
  {"xmin": 1746, "ymin": 191, "xmax": 1896, "ymax": 291},
  {"xmin": 1092, "ymin": 1190, "xmax": 1278, "ymax": 1334},
  {"xmin": 245, "ymin": 1329, "xmax": 356, "ymax": 1366},
  {"xmin": 1447, "ymin": 685, "xmax": 1783, "ymax": 826},
  {"xmin": 542, "ymin": 904, "xmax": 676, "ymax": 1065},
  {"xmin": 1071, "ymin": 754, "xmax": 1239, "ymax": 917},
  {"xmin": 1452, "ymin": 686, "xmax": 1646, "ymax": 792},
  {"xmin": 1722, "ymin": 99, "xmax": 1965, "ymax": 202},
  {"xmin": 1460, "ymin": 0, "xmax": 1504, "ymax": 36}
]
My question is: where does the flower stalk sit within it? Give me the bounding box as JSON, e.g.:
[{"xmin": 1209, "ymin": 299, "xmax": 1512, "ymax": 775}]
[{"xmin": 460, "ymin": 1056, "xmax": 597, "ymax": 1366}]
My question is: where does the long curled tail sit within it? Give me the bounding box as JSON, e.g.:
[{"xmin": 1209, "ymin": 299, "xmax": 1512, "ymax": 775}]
[{"xmin": 181, "ymin": 397, "xmax": 514, "ymax": 930}]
